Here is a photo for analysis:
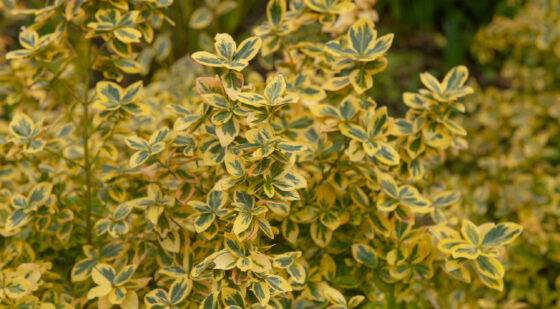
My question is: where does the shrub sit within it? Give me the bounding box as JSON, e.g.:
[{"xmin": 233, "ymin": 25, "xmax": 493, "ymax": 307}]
[
  {"xmin": 439, "ymin": 0, "xmax": 560, "ymax": 306},
  {"xmin": 0, "ymin": 0, "xmax": 522, "ymax": 308}
]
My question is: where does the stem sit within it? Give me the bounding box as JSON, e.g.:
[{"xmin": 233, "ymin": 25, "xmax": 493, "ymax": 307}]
[
  {"xmin": 321, "ymin": 137, "xmax": 350, "ymax": 181},
  {"xmin": 386, "ymin": 292, "xmax": 398, "ymax": 308},
  {"xmin": 83, "ymin": 41, "xmax": 93, "ymax": 244},
  {"xmin": 282, "ymin": 40, "xmax": 294, "ymax": 63},
  {"xmin": 91, "ymin": 115, "xmax": 119, "ymax": 165},
  {"xmin": 91, "ymin": 39, "xmax": 110, "ymax": 66},
  {"xmin": 155, "ymin": 157, "xmax": 180, "ymax": 179},
  {"xmin": 44, "ymin": 148, "xmax": 84, "ymax": 168}
]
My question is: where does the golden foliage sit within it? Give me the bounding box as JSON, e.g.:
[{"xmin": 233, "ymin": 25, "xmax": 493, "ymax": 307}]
[{"xmin": 0, "ymin": 0, "xmax": 526, "ymax": 308}]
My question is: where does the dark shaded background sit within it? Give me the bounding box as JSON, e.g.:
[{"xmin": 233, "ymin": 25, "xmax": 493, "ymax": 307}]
[
  {"xmin": 0, "ymin": 0, "xmax": 521, "ymax": 113},
  {"xmin": 164, "ymin": 0, "xmax": 519, "ymax": 110}
]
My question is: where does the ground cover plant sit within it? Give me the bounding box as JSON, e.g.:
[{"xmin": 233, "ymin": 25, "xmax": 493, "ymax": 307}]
[{"xmin": 0, "ymin": 0, "xmax": 542, "ymax": 308}]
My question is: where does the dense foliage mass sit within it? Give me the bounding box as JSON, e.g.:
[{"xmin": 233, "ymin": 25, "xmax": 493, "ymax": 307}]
[
  {"xmin": 440, "ymin": 0, "xmax": 560, "ymax": 307},
  {"xmin": 0, "ymin": 0, "xmax": 541, "ymax": 308}
]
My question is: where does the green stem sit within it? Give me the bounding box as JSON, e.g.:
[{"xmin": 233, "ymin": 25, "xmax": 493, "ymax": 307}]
[
  {"xmin": 44, "ymin": 148, "xmax": 84, "ymax": 168},
  {"xmin": 155, "ymin": 157, "xmax": 180, "ymax": 179},
  {"xmin": 321, "ymin": 137, "xmax": 350, "ymax": 181},
  {"xmin": 83, "ymin": 41, "xmax": 93, "ymax": 244},
  {"xmin": 386, "ymin": 293, "xmax": 398, "ymax": 308},
  {"xmin": 91, "ymin": 121, "xmax": 118, "ymax": 165}
]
